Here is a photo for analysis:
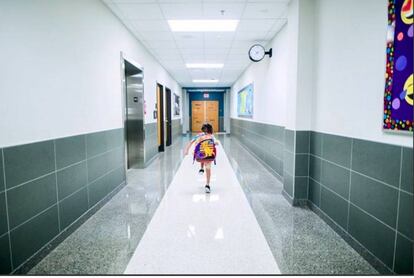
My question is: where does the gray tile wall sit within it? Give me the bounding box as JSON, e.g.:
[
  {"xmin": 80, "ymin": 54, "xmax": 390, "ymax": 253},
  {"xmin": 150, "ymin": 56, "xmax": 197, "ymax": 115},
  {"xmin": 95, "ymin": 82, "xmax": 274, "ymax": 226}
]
[
  {"xmin": 172, "ymin": 119, "xmax": 183, "ymax": 142},
  {"xmin": 230, "ymin": 120, "xmax": 413, "ymax": 274},
  {"xmin": 307, "ymin": 131, "xmax": 413, "ymax": 274},
  {"xmin": 0, "ymin": 128, "xmax": 126, "ymax": 274},
  {"xmin": 144, "ymin": 123, "xmax": 158, "ymax": 166},
  {"xmin": 230, "ymin": 118, "xmax": 284, "ymax": 180}
]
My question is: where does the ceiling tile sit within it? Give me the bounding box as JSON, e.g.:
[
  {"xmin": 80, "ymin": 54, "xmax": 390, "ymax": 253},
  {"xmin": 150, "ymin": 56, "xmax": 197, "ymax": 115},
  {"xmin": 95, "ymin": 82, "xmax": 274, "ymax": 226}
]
[
  {"xmin": 115, "ymin": 3, "xmax": 164, "ymax": 19},
  {"xmin": 104, "ymin": 0, "xmax": 288, "ymax": 87},
  {"xmin": 234, "ymin": 30, "xmax": 268, "ymax": 41},
  {"xmin": 143, "ymin": 40, "xmax": 178, "ymax": 50},
  {"xmin": 131, "ymin": 20, "xmax": 171, "ymax": 32},
  {"xmin": 242, "ymin": 2, "xmax": 288, "ymax": 19},
  {"xmin": 203, "ymin": 53, "xmax": 228, "ymax": 61},
  {"xmin": 237, "ymin": 19, "xmax": 276, "ymax": 32},
  {"xmin": 204, "ymin": 39, "xmax": 233, "ymax": 49},
  {"xmin": 203, "ymin": 32, "xmax": 235, "ymax": 42},
  {"xmin": 138, "ymin": 31, "xmax": 175, "ymax": 41},
  {"xmin": 202, "ymin": 2, "xmax": 245, "ymax": 19},
  {"xmin": 175, "ymin": 40, "xmax": 203, "ymax": 49},
  {"xmin": 160, "ymin": 2, "xmax": 203, "ymax": 19},
  {"xmin": 173, "ymin": 32, "xmax": 204, "ymax": 41}
]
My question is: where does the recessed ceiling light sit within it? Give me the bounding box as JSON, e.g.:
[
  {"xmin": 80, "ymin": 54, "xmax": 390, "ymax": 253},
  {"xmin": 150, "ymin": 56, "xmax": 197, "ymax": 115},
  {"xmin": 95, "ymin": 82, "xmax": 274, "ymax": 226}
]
[
  {"xmin": 193, "ymin": 79, "xmax": 219, "ymax": 83},
  {"xmin": 186, "ymin": 63, "xmax": 224, "ymax": 69},
  {"xmin": 168, "ymin": 20, "xmax": 239, "ymax": 32}
]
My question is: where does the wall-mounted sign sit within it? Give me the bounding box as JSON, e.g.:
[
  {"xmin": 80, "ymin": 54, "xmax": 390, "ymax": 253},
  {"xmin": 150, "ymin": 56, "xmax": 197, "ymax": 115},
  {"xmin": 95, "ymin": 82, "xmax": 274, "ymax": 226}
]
[{"xmin": 203, "ymin": 93, "xmax": 209, "ymax": 98}]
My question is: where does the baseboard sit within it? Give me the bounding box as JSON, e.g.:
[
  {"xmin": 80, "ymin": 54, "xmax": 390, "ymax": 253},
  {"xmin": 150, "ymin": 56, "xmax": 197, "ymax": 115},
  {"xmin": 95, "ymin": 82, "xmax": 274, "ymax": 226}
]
[
  {"xmin": 282, "ymin": 190, "xmax": 294, "ymax": 205},
  {"xmin": 144, "ymin": 152, "xmax": 159, "ymax": 168}
]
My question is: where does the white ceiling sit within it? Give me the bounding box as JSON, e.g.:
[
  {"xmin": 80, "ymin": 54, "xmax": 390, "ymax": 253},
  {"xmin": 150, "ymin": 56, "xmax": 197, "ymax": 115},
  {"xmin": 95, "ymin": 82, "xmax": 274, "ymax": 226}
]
[{"xmin": 103, "ymin": 0, "xmax": 289, "ymax": 87}]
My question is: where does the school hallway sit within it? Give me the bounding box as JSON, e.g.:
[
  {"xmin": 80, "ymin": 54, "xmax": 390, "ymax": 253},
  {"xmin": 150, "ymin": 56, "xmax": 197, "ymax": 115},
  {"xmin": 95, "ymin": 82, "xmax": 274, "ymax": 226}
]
[
  {"xmin": 1, "ymin": 0, "xmax": 413, "ymax": 275},
  {"xmin": 28, "ymin": 135, "xmax": 376, "ymax": 274}
]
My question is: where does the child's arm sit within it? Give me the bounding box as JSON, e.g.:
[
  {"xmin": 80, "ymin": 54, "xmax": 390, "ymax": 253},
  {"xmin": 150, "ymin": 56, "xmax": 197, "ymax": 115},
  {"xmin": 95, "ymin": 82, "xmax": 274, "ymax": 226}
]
[
  {"xmin": 212, "ymin": 135, "xmax": 219, "ymax": 145},
  {"xmin": 184, "ymin": 134, "xmax": 200, "ymax": 155},
  {"xmin": 183, "ymin": 141, "xmax": 193, "ymax": 156}
]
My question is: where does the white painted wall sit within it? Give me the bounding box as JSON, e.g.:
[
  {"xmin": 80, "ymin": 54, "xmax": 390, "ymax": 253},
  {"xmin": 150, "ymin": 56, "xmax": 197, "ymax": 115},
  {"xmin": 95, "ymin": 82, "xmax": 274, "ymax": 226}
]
[
  {"xmin": 294, "ymin": 0, "xmax": 314, "ymax": 131},
  {"xmin": 312, "ymin": 0, "xmax": 412, "ymax": 147},
  {"xmin": 230, "ymin": 23, "xmax": 289, "ymax": 127},
  {"xmin": 0, "ymin": 0, "xmax": 181, "ymax": 148}
]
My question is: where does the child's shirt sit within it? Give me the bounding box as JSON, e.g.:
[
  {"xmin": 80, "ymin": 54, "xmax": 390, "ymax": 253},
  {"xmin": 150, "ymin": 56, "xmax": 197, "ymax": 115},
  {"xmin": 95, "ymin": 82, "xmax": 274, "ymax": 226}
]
[{"xmin": 191, "ymin": 132, "xmax": 218, "ymax": 146}]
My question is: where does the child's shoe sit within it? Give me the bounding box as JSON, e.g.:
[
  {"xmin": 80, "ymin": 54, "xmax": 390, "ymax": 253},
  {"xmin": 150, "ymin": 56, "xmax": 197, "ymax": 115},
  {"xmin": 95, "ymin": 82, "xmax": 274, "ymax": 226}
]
[
  {"xmin": 198, "ymin": 169, "xmax": 205, "ymax": 175},
  {"xmin": 205, "ymin": 185, "xmax": 211, "ymax": 193}
]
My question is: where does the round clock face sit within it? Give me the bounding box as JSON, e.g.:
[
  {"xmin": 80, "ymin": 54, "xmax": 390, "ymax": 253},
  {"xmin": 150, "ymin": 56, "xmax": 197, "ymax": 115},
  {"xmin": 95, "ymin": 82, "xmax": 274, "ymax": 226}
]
[{"xmin": 249, "ymin": 44, "xmax": 265, "ymax": 62}]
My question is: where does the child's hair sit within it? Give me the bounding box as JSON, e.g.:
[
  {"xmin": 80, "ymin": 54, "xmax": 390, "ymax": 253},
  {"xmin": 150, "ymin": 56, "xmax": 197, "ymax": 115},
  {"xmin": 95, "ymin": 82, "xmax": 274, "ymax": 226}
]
[{"xmin": 201, "ymin": 123, "xmax": 213, "ymax": 134}]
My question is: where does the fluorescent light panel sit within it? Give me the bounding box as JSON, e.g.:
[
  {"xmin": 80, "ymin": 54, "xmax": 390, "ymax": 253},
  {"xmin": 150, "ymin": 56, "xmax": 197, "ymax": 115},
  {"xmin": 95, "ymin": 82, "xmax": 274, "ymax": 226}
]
[
  {"xmin": 193, "ymin": 79, "xmax": 219, "ymax": 83},
  {"xmin": 186, "ymin": 63, "xmax": 224, "ymax": 69},
  {"xmin": 168, "ymin": 20, "xmax": 238, "ymax": 32}
]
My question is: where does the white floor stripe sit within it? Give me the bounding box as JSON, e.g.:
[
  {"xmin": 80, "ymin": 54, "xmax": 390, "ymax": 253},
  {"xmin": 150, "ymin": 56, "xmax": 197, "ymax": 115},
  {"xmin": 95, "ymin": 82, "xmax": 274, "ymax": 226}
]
[{"xmin": 124, "ymin": 145, "xmax": 280, "ymax": 274}]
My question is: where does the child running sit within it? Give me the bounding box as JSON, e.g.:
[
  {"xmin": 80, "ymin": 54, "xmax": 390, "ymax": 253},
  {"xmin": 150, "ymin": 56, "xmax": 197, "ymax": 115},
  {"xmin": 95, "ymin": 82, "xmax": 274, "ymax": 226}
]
[{"xmin": 184, "ymin": 123, "xmax": 218, "ymax": 193}]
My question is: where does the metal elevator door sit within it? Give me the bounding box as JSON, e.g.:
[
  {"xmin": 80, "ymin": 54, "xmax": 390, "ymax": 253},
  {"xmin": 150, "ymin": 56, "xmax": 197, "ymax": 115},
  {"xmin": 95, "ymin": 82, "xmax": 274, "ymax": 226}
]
[{"xmin": 125, "ymin": 68, "xmax": 144, "ymax": 169}]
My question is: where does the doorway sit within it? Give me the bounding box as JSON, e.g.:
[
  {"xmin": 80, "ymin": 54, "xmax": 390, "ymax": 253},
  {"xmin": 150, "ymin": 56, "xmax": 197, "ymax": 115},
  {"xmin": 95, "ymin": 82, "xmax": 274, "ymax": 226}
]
[
  {"xmin": 165, "ymin": 87, "xmax": 172, "ymax": 146},
  {"xmin": 123, "ymin": 59, "xmax": 144, "ymax": 169},
  {"xmin": 191, "ymin": 100, "xmax": 219, "ymax": 133},
  {"xmin": 156, "ymin": 83, "xmax": 165, "ymax": 152}
]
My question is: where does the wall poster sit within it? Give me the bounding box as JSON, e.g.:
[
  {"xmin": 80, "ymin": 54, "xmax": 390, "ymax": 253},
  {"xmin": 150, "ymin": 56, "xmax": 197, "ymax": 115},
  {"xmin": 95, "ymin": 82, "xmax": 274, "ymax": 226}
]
[
  {"xmin": 237, "ymin": 83, "xmax": 254, "ymax": 118},
  {"xmin": 384, "ymin": 0, "xmax": 413, "ymax": 132},
  {"xmin": 174, "ymin": 93, "xmax": 180, "ymax": 116}
]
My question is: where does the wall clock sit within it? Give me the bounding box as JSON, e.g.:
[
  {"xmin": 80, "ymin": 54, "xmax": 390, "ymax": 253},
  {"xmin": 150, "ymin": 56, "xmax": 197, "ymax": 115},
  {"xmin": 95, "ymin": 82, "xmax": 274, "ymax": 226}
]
[{"xmin": 248, "ymin": 44, "xmax": 272, "ymax": 62}]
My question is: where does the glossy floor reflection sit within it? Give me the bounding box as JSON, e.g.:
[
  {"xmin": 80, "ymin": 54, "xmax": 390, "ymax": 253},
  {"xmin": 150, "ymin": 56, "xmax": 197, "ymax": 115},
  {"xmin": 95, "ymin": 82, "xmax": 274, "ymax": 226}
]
[
  {"xmin": 219, "ymin": 135, "xmax": 377, "ymax": 274},
  {"xmin": 124, "ymin": 144, "xmax": 280, "ymax": 274}
]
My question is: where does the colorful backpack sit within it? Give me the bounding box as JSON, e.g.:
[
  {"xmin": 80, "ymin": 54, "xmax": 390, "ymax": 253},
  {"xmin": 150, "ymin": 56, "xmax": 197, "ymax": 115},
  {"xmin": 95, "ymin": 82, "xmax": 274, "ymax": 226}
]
[{"xmin": 193, "ymin": 138, "xmax": 217, "ymax": 163}]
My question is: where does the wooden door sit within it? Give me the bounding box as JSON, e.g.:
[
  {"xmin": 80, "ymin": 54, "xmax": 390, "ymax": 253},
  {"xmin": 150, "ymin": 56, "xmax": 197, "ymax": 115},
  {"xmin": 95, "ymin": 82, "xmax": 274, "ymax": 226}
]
[
  {"xmin": 191, "ymin": 100, "xmax": 219, "ymax": 133},
  {"xmin": 206, "ymin": 101, "xmax": 219, "ymax": 132},
  {"xmin": 192, "ymin": 101, "xmax": 204, "ymax": 132}
]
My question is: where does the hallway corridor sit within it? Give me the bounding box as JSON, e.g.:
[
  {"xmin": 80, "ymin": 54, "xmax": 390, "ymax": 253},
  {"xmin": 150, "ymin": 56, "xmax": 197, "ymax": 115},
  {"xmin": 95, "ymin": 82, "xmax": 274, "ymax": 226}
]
[
  {"xmin": 29, "ymin": 136, "xmax": 377, "ymax": 275},
  {"xmin": 1, "ymin": 0, "xmax": 413, "ymax": 275}
]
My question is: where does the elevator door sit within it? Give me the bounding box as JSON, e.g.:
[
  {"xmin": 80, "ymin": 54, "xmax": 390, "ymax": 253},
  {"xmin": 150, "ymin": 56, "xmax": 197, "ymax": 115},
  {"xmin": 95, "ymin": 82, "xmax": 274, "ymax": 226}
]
[{"xmin": 125, "ymin": 66, "xmax": 144, "ymax": 169}]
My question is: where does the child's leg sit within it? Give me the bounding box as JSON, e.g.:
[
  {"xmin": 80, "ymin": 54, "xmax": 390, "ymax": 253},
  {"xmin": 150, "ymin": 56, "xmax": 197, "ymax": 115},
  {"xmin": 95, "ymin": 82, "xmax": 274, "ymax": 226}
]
[
  {"xmin": 205, "ymin": 162, "xmax": 212, "ymax": 185},
  {"xmin": 199, "ymin": 162, "xmax": 205, "ymax": 174}
]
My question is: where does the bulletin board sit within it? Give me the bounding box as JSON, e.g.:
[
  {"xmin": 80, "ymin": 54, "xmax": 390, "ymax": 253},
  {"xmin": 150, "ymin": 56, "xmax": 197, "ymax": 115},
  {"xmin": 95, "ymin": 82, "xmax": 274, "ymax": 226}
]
[
  {"xmin": 237, "ymin": 83, "xmax": 254, "ymax": 118},
  {"xmin": 383, "ymin": 0, "xmax": 413, "ymax": 132}
]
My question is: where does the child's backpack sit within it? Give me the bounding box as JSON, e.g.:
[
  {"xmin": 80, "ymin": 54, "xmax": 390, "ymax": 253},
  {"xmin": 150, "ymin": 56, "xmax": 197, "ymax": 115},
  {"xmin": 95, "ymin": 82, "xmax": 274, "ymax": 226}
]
[{"xmin": 193, "ymin": 138, "xmax": 217, "ymax": 163}]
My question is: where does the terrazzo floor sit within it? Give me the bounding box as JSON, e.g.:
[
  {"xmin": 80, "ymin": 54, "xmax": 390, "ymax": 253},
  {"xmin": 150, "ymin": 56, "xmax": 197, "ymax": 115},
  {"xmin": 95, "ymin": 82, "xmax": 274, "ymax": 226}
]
[
  {"xmin": 29, "ymin": 134, "xmax": 378, "ymax": 274},
  {"xmin": 124, "ymin": 143, "xmax": 280, "ymax": 274}
]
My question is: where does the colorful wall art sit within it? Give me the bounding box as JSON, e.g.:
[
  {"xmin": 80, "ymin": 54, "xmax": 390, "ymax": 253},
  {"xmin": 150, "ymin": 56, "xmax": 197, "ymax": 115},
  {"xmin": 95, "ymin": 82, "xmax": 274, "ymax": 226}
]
[
  {"xmin": 384, "ymin": 0, "xmax": 413, "ymax": 132},
  {"xmin": 237, "ymin": 83, "xmax": 254, "ymax": 118},
  {"xmin": 174, "ymin": 93, "xmax": 180, "ymax": 116}
]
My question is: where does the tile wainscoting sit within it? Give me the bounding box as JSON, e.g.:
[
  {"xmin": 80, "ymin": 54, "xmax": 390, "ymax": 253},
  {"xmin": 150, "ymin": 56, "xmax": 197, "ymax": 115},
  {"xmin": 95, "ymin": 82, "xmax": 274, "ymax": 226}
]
[
  {"xmin": 230, "ymin": 118, "xmax": 413, "ymax": 274},
  {"xmin": 0, "ymin": 128, "xmax": 126, "ymax": 274}
]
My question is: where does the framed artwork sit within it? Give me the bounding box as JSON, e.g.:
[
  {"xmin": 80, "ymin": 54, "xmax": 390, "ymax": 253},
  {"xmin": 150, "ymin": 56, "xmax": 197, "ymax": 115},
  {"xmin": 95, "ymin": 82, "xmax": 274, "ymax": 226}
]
[
  {"xmin": 237, "ymin": 83, "xmax": 254, "ymax": 118},
  {"xmin": 383, "ymin": 0, "xmax": 413, "ymax": 132},
  {"xmin": 174, "ymin": 93, "xmax": 180, "ymax": 116}
]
